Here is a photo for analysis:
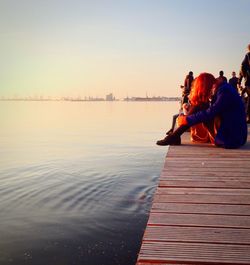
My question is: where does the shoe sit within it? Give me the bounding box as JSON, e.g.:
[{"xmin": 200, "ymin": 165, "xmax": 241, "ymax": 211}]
[
  {"xmin": 156, "ymin": 133, "xmax": 181, "ymax": 146},
  {"xmin": 166, "ymin": 128, "xmax": 173, "ymax": 135}
]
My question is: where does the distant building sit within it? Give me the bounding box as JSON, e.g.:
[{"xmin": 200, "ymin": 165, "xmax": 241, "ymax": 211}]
[{"xmin": 106, "ymin": 93, "xmax": 115, "ymax": 101}]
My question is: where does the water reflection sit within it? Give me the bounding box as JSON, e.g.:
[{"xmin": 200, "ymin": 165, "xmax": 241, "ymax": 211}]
[{"xmin": 0, "ymin": 101, "xmax": 178, "ymax": 265}]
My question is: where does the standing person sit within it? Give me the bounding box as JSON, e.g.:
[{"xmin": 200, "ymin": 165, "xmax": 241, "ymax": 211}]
[
  {"xmin": 238, "ymin": 43, "xmax": 250, "ymax": 123},
  {"xmin": 156, "ymin": 73, "xmax": 247, "ymax": 149},
  {"xmin": 217, "ymin": 70, "xmax": 227, "ymax": 83},
  {"xmin": 229, "ymin": 71, "xmax": 239, "ymax": 91},
  {"xmin": 182, "ymin": 71, "xmax": 194, "ymax": 104}
]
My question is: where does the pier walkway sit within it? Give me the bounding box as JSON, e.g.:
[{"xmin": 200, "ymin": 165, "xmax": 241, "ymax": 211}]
[{"xmin": 137, "ymin": 128, "xmax": 250, "ymax": 264}]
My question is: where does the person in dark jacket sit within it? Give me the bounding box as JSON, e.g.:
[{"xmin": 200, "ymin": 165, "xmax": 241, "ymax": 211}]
[
  {"xmin": 182, "ymin": 71, "xmax": 194, "ymax": 104},
  {"xmin": 238, "ymin": 43, "xmax": 250, "ymax": 122},
  {"xmin": 229, "ymin": 71, "xmax": 239, "ymax": 91},
  {"xmin": 216, "ymin": 70, "xmax": 227, "ymax": 83},
  {"xmin": 157, "ymin": 73, "xmax": 247, "ymax": 149}
]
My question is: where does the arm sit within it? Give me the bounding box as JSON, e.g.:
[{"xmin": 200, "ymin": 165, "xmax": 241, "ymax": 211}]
[{"xmin": 186, "ymin": 87, "xmax": 230, "ymax": 126}]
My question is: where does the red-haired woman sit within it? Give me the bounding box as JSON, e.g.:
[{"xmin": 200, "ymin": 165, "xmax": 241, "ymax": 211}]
[{"xmin": 157, "ymin": 72, "xmax": 247, "ymax": 149}]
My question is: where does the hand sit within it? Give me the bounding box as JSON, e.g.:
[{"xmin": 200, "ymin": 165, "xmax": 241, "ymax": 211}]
[{"xmin": 177, "ymin": 114, "xmax": 188, "ymax": 127}]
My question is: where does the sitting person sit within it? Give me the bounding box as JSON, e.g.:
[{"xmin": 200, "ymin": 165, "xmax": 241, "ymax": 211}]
[{"xmin": 157, "ymin": 72, "xmax": 247, "ymax": 149}]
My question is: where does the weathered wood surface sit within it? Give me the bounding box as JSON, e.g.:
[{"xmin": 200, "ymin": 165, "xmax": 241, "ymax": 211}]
[{"xmin": 136, "ymin": 128, "xmax": 250, "ymax": 265}]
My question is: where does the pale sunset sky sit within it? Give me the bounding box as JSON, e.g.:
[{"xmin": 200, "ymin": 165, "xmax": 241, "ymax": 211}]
[{"xmin": 0, "ymin": 0, "xmax": 249, "ymax": 99}]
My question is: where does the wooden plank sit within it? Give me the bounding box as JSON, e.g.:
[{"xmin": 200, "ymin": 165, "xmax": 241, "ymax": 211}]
[
  {"xmin": 151, "ymin": 202, "xmax": 250, "ymax": 216},
  {"xmin": 148, "ymin": 212, "xmax": 250, "ymax": 228},
  {"xmin": 137, "ymin": 263, "xmax": 189, "ymax": 265},
  {"xmin": 160, "ymin": 175, "xmax": 250, "ymax": 180},
  {"xmin": 167, "ymin": 151, "xmax": 250, "ymax": 158},
  {"xmin": 167, "ymin": 154, "xmax": 250, "ymax": 158},
  {"xmin": 162, "ymin": 167, "xmax": 250, "ymax": 172},
  {"xmin": 137, "ymin": 263, "xmax": 190, "ymax": 265},
  {"xmin": 137, "ymin": 263, "xmax": 191, "ymax": 265},
  {"xmin": 143, "ymin": 226, "xmax": 250, "ymax": 244},
  {"xmin": 164, "ymin": 161, "xmax": 250, "ymax": 168},
  {"xmin": 165, "ymin": 157, "xmax": 250, "ymax": 161},
  {"xmin": 138, "ymin": 242, "xmax": 250, "ymax": 264},
  {"xmin": 166, "ymin": 154, "xmax": 250, "ymax": 159},
  {"xmin": 161, "ymin": 171, "xmax": 250, "ymax": 177},
  {"xmin": 159, "ymin": 180, "xmax": 250, "ymax": 188},
  {"xmin": 164, "ymin": 157, "xmax": 250, "ymax": 161},
  {"xmin": 156, "ymin": 187, "xmax": 250, "ymax": 195},
  {"xmin": 167, "ymin": 148, "xmax": 250, "ymax": 153},
  {"xmin": 154, "ymin": 194, "xmax": 250, "ymax": 204}
]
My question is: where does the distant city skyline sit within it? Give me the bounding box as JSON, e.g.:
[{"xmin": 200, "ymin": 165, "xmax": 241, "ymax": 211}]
[
  {"xmin": 0, "ymin": 0, "xmax": 249, "ymax": 98},
  {"xmin": 0, "ymin": 90, "xmax": 181, "ymax": 99},
  {"xmin": 0, "ymin": 92, "xmax": 181, "ymax": 101}
]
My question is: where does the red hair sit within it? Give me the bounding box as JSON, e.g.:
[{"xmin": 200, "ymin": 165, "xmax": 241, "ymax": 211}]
[{"xmin": 188, "ymin": 73, "xmax": 216, "ymax": 106}]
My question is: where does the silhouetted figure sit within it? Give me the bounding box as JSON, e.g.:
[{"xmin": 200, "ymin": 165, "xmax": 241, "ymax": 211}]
[
  {"xmin": 229, "ymin": 71, "xmax": 239, "ymax": 91},
  {"xmin": 182, "ymin": 71, "xmax": 194, "ymax": 104},
  {"xmin": 216, "ymin": 70, "xmax": 227, "ymax": 83},
  {"xmin": 238, "ymin": 43, "xmax": 250, "ymax": 123}
]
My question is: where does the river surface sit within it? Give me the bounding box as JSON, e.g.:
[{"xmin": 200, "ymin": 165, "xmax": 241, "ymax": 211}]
[{"xmin": 0, "ymin": 101, "xmax": 178, "ymax": 265}]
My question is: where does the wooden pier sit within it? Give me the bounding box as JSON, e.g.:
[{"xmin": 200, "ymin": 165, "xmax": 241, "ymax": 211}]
[{"xmin": 137, "ymin": 128, "xmax": 250, "ymax": 265}]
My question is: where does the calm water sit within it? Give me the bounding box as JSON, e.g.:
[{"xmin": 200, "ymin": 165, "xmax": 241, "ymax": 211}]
[{"xmin": 0, "ymin": 101, "xmax": 178, "ymax": 265}]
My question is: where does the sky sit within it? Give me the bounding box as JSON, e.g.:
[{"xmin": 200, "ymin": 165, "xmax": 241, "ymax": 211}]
[{"xmin": 0, "ymin": 0, "xmax": 249, "ymax": 99}]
